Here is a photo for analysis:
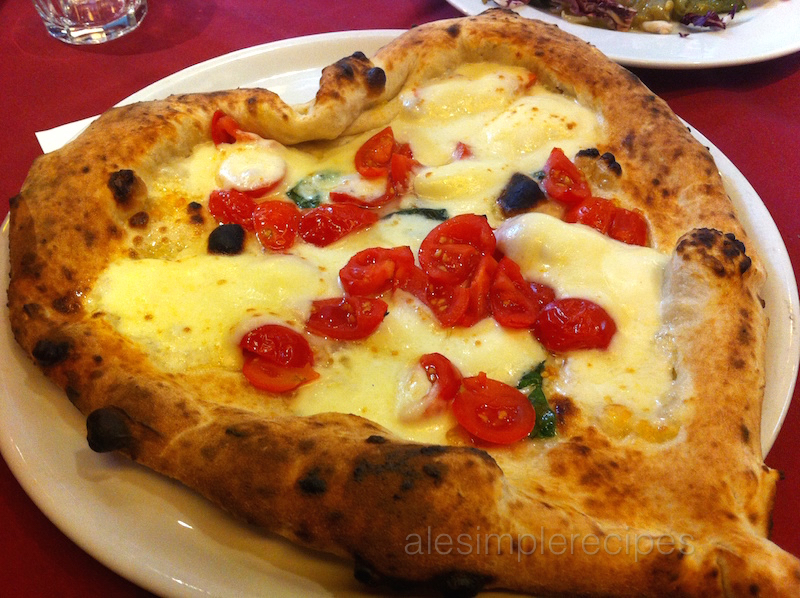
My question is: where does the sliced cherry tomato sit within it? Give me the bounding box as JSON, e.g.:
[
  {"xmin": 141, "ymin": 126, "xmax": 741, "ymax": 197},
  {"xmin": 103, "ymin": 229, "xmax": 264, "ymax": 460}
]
[
  {"xmin": 208, "ymin": 189, "xmax": 257, "ymax": 230},
  {"xmin": 452, "ymin": 372, "xmax": 536, "ymax": 444},
  {"xmin": 242, "ymin": 354, "xmax": 319, "ymax": 393},
  {"xmin": 564, "ymin": 196, "xmax": 616, "ymax": 235},
  {"xmin": 419, "ymin": 352, "xmax": 462, "ymax": 403},
  {"xmin": 418, "ymin": 214, "xmax": 496, "ymax": 285},
  {"xmin": 298, "ymin": 204, "xmax": 379, "ymax": 247},
  {"xmin": 458, "ymin": 255, "xmax": 498, "ymax": 328},
  {"xmin": 541, "ymin": 147, "xmax": 591, "ymax": 206},
  {"xmin": 252, "ymin": 200, "xmax": 301, "ymax": 251},
  {"xmin": 211, "ymin": 110, "xmax": 241, "ymax": 145},
  {"xmin": 452, "ymin": 141, "xmax": 473, "ymax": 160},
  {"xmin": 533, "ymin": 298, "xmax": 616, "ymax": 353},
  {"xmin": 609, "ymin": 208, "xmax": 648, "ymax": 246},
  {"xmin": 390, "ymin": 152, "xmax": 418, "ymax": 194},
  {"xmin": 239, "ymin": 324, "xmax": 314, "ymax": 367},
  {"xmin": 339, "ymin": 246, "xmax": 416, "ymax": 297},
  {"xmin": 355, "ymin": 127, "xmax": 395, "ymax": 179},
  {"xmin": 305, "ymin": 296, "xmax": 388, "ymax": 340},
  {"xmin": 422, "ymin": 279, "xmax": 470, "ymax": 328},
  {"xmin": 490, "ymin": 257, "xmax": 556, "ymax": 328}
]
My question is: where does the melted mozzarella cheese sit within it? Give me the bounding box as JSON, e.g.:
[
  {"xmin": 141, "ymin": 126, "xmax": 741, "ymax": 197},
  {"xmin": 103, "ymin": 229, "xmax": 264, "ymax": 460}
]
[
  {"xmin": 216, "ymin": 140, "xmax": 287, "ymax": 192},
  {"xmin": 88, "ymin": 253, "xmax": 339, "ymax": 370},
  {"xmin": 496, "ymin": 213, "xmax": 673, "ymax": 414},
  {"xmin": 391, "ymin": 64, "xmax": 602, "ymax": 224}
]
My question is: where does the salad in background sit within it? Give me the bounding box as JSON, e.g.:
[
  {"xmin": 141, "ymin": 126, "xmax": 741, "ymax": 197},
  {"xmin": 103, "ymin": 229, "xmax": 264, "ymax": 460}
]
[{"xmin": 492, "ymin": 0, "xmax": 745, "ymax": 33}]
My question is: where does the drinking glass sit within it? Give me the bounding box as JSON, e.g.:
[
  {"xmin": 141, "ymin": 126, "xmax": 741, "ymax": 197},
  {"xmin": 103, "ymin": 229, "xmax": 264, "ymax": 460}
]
[{"xmin": 32, "ymin": 0, "xmax": 148, "ymax": 45}]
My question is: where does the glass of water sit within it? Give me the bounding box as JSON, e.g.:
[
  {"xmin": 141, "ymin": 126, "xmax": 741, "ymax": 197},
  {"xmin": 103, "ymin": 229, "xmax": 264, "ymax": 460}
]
[{"xmin": 32, "ymin": 0, "xmax": 148, "ymax": 45}]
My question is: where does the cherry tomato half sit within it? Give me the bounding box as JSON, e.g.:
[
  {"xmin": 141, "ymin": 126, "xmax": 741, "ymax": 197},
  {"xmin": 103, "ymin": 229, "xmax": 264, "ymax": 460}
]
[
  {"xmin": 452, "ymin": 372, "xmax": 536, "ymax": 444},
  {"xmin": 211, "ymin": 110, "xmax": 242, "ymax": 145},
  {"xmin": 390, "ymin": 152, "xmax": 418, "ymax": 195},
  {"xmin": 339, "ymin": 246, "xmax": 416, "ymax": 297},
  {"xmin": 298, "ymin": 204, "xmax": 379, "ymax": 247},
  {"xmin": 419, "ymin": 353, "xmax": 462, "ymax": 403},
  {"xmin": 418, "ymin": 214, "xmax": 497, "ymax": 285},
  {"xmin": 564, "ymin": 197, "xmax": 616, "ymax": 235},
  {"xmin": 355, "ymin": 127, "xmax": 396, "ymax": 179},
  {"xmin": 421, "ymin": 279, "xmax": 470, "ymax": 328},
  {"xmin": 608, "ymin": 207, "xmax": 648, "ymax": 246},
  {"xmin": 239, "ymin": 324, "xmax": 314, "ymax": 368},
  {"xmin": 305, "ymin": 296, "xmax": 388, "ymax": 340},
  {"xmin": 458, "ymin": 255, "xmax": 498, "ymax": 328},
  {"xmin": 252, "ymin": 200, "xmax": 301, "ymax": 251},
  {"xmin": 490, "ymin": 257, "xmax": 556, "ymax": 329},
  {"xmin": 452, "ymin": 141, "xmax": 473, "ymax": 160},
  {"xmin": 242, "ymin": 354, "xmax": 319, "ymax": 393},
  {"xmin": 532, "ymin": 298, "xmax": 616, "ymax": 353},
  {"xmin": 541, "ymin": 148, "xmax": 591, "ymax": 206},
  {"xmin": 208, "ymin": 189, "xmax": 257, "ymax": 230}
]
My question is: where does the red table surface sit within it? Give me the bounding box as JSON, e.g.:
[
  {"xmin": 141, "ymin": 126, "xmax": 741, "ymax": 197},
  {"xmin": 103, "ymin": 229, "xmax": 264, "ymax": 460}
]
[{"xmin": 1, "ymin": 0, "xmax": 798, "ymax": 595}]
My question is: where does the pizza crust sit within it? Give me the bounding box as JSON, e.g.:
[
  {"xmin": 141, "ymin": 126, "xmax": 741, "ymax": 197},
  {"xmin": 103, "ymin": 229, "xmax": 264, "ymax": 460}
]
[{"xmin": 8, "ymin": 9, "xmax": 799, "ymax": 596}]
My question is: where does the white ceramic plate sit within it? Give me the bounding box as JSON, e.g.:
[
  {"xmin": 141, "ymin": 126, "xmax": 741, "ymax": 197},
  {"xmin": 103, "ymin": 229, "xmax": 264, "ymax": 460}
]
[
  {"xmin": 446, "ymin": 0, "xmax": 800, "ymax": 68},
  {"xmin": 2, "ymin": 30, "xmax": 798, "ymax": 598}
]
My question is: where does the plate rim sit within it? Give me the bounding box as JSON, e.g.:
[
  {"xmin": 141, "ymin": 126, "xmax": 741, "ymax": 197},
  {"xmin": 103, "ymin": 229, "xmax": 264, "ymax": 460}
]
[
  {"xmin": 3, "ymin": 29, "xmax": 800, "ymax": 597},
  {"xmin": 445, "ymin": 0, "xmax": 800, "ymax": 68}
]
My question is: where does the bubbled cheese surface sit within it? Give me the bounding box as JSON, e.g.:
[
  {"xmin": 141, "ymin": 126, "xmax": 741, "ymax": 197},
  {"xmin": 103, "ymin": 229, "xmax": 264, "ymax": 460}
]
[{"xmin": 89, "ymin": 62, "xmax": 677, "ymax": 445}]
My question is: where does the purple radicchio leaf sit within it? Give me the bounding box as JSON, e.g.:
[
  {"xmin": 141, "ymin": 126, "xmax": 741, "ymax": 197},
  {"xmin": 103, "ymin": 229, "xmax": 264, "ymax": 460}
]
[{"xmin": 680, "ymin": 10, "xmax": 727, "ymax": 29}]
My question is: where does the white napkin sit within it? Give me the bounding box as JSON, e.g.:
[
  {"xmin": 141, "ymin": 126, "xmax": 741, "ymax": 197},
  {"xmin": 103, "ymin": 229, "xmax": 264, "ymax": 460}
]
[{"xmin": 35, "ymin": 116, "xmax": 98, "ymax": 154}]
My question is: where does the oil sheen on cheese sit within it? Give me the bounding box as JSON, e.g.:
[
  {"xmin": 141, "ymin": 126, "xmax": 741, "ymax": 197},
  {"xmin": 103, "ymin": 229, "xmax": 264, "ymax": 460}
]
[{"xmin": 91, "ymin": 62, "xmax": 675, "ymax": 444}]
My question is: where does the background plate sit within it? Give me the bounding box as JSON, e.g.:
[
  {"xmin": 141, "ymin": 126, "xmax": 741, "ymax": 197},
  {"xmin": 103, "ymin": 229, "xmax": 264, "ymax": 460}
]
[
  {"xmin": 447, "ymin": 0, "xmax": 800, "ymax": 68},
  {"xmin": 2, "ymin": 30, "xmax": 798, "ymax": 598}
]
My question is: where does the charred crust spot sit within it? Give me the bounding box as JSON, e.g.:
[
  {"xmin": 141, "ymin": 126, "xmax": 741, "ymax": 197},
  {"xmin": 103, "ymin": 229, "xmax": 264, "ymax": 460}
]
[
  {"xmin": 294, "ymin": 523, "xmax": 315, "ymax": 544},
  {"xmin": 749, "ymin": 583, "xmax": 760, "ymax": 595},
  {"xmin": 336, "ymin": 59, "xmax": 355, "ymax": 79},
  {"xmin": 366, "ymin": 434, "xmax": 387, "ymax": 444},
  {"xmin": 741, "ymin": 424, "xmax": 751, "ymax": 444},
  {"xmin": 600, "ymin": 152, "xmax": 622, "ymax": 175},
  {"xmin": 207, "ymin": 223, "xmax": 245, "ymax": 255},
  {"xmin": 577, "ymin": 148, "xmax": 600, "ymax": 158},
  {"xmin": 298, "ymin": 468, "xmax": 327, "ymax": 495},
  {"xmin": 435, "ymin": 570, "xmax": 493, "ymax": 598},
  {"xmin": 739, "ymin": 255, "xmax": 752, "ymax": 274},
  {"xmin": 86, "ymin": 406, "xmax": 133, "ymax": 453},
  {"xmin": 420, "ymin": 445, "xmax": 448, "ymax": 456},
  {"xmin": 298, "ymin": 438, "xmax": 316, "ymax": 453},
  {"xmin": 22, "ymin": 303, "xmax": 44, "ymax": 318},
  {"xmin": 353, "ymin": 556, "xmax": 382, "ymax": 586},
  {"xmin": 225, "ymin": 427, "xmax": 248, "ymax": 438},
  {"xmin": 695, "ymin": 228, "xmax": 716, "ymax": 248},
  {"xmin": 350, "ymin": 51, "xmax": 367, "ymax": 60},
  {"xmin": 422, "ymin": 462, "xmax": 446, "ymax": 482},
  {"xmin": 190, "ymin": 214, "xmax": 205, "ymax": 224},
  {"xmin": 107, "ymin": 169, "xmax": 137, "ymax": 205},
  {"xmin": 65, "ymin": 385, "xmax": 80, "ymax": 403},
  {"xmin": 497, "ymin": 172, "xmax": 546, "ymax": 216},
  {"xmin": 445, "ymin": 23, "xmax": 461, "ymax": 37},
  {"xmin": 9, "ymin": 194, "xmax": 20, "ymax": 208},
  {"xmin": 365, "ymin": 67, "xmax": 386, "ymax": 92},
  {"xmin": 52, "ymin": 292, "xmax": 82, "ymax": 314},
  {"xmin": 622, "ymin": 132, "xmax": 635, "ymax": 150},
  {"xmin": 128, "ymin": 211, "xmax": 149, "ymax": 228},
  {"xmin": 187, "ymin": 201, "xmax": 202, "ymax": 212},
  {"xmin": 32, "ymin": 339, "xmax": 71, "ymax": 366}
]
